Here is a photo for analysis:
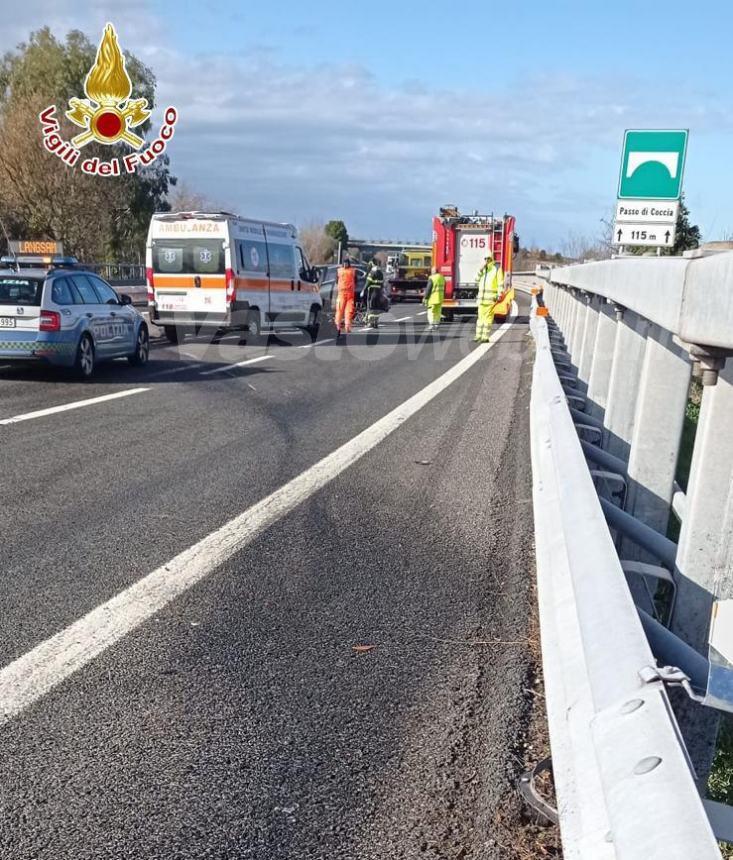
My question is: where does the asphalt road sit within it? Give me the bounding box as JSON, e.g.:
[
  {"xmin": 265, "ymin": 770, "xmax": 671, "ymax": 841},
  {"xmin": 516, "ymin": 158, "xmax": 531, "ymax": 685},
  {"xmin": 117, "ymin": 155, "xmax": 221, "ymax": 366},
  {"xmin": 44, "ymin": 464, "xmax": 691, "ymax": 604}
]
[{"xmin": 0, "ymin": 297, "xmax": 535, "ymax": 860}]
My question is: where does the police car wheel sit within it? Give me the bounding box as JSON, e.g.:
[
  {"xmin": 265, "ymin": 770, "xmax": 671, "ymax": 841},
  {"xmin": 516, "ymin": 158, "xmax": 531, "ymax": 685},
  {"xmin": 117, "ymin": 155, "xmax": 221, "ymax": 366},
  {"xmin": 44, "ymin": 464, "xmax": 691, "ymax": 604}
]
[
  {"xmin": 74, "ymin": 334, "xmax": 95, "ymax": 379},
  {"xmin": 129, "ymin": 325, "xmax": 149, "ymax": 366}
]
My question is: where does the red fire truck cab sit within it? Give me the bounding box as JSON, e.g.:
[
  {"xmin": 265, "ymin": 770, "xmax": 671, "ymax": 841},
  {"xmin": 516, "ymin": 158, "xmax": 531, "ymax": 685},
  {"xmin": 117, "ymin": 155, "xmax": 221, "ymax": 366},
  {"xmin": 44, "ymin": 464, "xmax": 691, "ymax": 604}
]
[{"xmin": 432, "ymin": 207, "xmax": 517, "ymax": 321}]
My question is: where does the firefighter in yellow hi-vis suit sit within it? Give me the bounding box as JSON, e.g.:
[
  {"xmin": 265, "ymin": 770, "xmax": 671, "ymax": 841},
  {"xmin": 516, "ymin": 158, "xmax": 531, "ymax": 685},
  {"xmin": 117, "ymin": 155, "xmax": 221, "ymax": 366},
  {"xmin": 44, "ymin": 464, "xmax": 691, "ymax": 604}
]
[
  {"xmin": 474, "ymin": 254, "xmax": 504, "ymax": 343},
  {"xmin": 423, "ymin": 267, "xmax": 445, "ymax": 331}
]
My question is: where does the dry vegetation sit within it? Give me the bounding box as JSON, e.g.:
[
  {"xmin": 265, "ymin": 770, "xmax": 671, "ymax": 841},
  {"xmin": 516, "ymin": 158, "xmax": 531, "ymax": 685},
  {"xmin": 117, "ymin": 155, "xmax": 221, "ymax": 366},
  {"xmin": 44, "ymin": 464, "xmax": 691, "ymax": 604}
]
[
  {"xmin": 493, "ymin": 580, "xmax": 563, "ymax": 859},
  {"xmin": 299, "ymin": 220, "xmax": 338, "ymax": 263}
]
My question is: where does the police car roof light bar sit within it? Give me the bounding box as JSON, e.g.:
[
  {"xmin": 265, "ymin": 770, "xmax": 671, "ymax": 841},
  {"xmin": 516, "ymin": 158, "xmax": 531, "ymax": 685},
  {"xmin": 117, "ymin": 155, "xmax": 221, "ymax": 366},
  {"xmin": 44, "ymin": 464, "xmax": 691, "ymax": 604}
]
[{"xmin": 0, "ymin": 254, "xmax": 79, "ymax": 270}]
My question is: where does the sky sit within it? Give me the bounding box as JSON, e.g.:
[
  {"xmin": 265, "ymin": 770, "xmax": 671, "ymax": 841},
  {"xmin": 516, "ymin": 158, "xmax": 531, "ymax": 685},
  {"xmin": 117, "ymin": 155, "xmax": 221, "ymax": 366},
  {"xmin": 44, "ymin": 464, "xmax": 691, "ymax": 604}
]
[{"xmin": 3, "ymin": 0, "xmax": 733, "ymax": 249}]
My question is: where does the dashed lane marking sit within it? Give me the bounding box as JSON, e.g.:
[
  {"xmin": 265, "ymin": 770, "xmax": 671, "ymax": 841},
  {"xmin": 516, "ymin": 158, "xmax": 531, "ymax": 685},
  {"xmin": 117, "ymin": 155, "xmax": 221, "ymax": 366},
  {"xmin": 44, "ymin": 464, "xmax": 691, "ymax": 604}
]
[
  {"xmin": 149, "ymin": 363, "xmax": 205, "ymax": 377},
  {"xmin": 0, "ymin": 388, "xmax": 150, "ymax": 427},
  {"xmin": 297, "ymin": 338, "xmax": 335, "ymax": 349},
  {"xmin": 199, "ymin": 355, "xmax": 273, "ymax": 376}
]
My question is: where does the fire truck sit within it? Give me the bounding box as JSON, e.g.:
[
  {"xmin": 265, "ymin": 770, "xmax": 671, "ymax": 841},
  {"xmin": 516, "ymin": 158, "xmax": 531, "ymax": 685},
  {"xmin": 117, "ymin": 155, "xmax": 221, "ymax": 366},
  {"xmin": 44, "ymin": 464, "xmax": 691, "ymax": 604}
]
[{"xmin": 432, "ymin": 207, "xmax": 517, "ymax": 321}]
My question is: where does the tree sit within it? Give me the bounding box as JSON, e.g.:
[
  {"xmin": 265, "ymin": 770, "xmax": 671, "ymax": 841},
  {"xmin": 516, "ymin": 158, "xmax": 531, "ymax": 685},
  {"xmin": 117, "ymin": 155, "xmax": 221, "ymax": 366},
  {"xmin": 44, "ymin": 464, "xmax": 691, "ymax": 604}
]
[
  {"xmin": 0, "ymin": 27, "xmax": 174, "ymax": 261},
  {"xmin": 324, "ymin": 220, "xmax": 349, "ymax": 249},
  {"xmin": 672, "ymin": 194, "xmax": 701, "ymax": 255},
  {"xmin": 299, "ymin": 220, "xmax": 337, "ymax": 263},
  {"xmin": 168, "ymin": 181, "xmax": 225, "ymax": 214}
]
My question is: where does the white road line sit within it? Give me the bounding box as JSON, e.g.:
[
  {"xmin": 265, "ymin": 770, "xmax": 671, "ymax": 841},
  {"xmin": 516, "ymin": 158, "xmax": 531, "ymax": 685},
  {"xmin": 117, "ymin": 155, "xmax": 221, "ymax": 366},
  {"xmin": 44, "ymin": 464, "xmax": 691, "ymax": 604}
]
[
  {"xmin": 199, "ymin": 355, "xmax": 273, "ymax": 376},
  {"xmin": 297, "ymin": 338, "xmax": 334, "ymax": 349},
  {"xmin": 394, "ymin": 316, "xmax": 413, "ymax": 322},
  {"xmin": 0, "ymin": 317, "xmax": 514, "ymax": 726},
  {"xmin": 149, "ymin": 362, "xmax": 205, "ymax": 377},
  {"xmin": 417, "ymin": 311, "xmax": 427, "ymax": 316},
  {"xmin": 0, "ymin": 388, "xmax": 150, "ymax": 427}
]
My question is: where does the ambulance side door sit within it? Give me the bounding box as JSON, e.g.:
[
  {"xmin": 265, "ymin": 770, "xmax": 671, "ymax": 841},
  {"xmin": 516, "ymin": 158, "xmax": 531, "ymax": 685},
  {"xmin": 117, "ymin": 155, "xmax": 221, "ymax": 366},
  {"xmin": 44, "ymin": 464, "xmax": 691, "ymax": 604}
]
[
  {"xmin": 236, "ymin": 235, "xmax": 270, "ymax": 326},
  {"xmin": 264, "ymin": 232, "xmax": 297, "ymax": 324},
  {"xmin": 295, "ymin": 245, "xmax": 318, "ymax": 322}
]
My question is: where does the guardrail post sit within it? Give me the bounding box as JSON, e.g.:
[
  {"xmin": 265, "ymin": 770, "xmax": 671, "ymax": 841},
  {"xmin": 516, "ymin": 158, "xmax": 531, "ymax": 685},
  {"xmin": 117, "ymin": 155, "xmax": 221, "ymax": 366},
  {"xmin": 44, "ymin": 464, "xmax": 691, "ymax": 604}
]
[
  {"xmin": 603, "ymin": 309, "xmax": 650, "ymax": 462},
  {"xmin": 552, "ymin": 284, "xmax": 563, "ymax": 329},
  {"xmin": 550, "ymin": 284, "xmax": 561, "ymax": 324},
  {"xmin": 587, "ymin": 300, "xmax": 617, "ymax": 422},
  {"xmin": 672, "ymin": 357, "xmax": 733, "ymax": 775},
  {"xmin": 563, "ymin": 289, "xmax": 577, "ymax": 353},
  {"xmin": 564, "ymin": 288, "xmax": 576, "ymax": 343},
  {"xmin": 559, "ymin": 286, "xmax": 571, "ymax": 334},
  {"xmin": 568, "ymin": 290, "xmax": 586, "ymax": 366},
  {"xmin": 578, "ymin": 294, "xmax": 600, "ymax": 394},
  {"xmin": 625, "ymin": 325, "xmax": 691, "ymax": 534}
]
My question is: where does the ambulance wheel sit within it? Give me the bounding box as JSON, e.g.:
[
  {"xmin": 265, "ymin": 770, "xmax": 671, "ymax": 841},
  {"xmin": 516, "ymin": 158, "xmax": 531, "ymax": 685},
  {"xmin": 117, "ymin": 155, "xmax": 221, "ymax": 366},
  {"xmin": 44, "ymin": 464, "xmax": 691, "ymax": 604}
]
[
  {"xmin": 246, "ymin": 310, "xmax": 263, "ymax": 343},
  {"xmin": 442, "ymin": 311, "xmax": 454, "ymax": 322},
  {"xmin": 164, "ymin": 325, "xmax": 181, "ymax": 345}
]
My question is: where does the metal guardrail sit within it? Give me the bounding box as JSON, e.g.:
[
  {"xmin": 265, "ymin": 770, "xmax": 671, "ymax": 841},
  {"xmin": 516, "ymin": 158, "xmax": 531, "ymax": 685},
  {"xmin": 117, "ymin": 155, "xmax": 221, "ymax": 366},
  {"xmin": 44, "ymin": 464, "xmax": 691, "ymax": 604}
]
[
  {"xmin": 85, "ymin": 262, "xmax": 145, "ymax": 287},
  {"xmin": 539, "ymin": 258, "xmax": 733, "ymax": 780},
  {"xmin": 529, "ymin": 293, "xmax": 722, "ymax": 858},
  {"xmin": 546, "ymin": 254, "xmax": 733, "ymax": 350}
]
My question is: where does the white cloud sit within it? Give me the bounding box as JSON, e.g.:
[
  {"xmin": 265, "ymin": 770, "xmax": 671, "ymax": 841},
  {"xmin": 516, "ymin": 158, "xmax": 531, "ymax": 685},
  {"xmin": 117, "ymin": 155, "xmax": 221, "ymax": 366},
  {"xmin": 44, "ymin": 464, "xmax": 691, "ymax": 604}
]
[
  {"xmin": 0, "ymin": 0, "xmax": 162, "ymax": 53},
  {"xmin": 3, "ymin": 3, "xmax": 731, "ymax": 246}
]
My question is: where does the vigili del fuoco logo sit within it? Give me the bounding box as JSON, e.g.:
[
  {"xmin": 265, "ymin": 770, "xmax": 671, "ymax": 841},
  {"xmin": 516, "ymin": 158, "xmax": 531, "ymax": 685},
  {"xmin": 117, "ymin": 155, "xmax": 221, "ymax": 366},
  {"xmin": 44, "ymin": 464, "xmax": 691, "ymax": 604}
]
[{"xmin": 38, "ymin": 23, "xmax": 178, "ymax": 177}]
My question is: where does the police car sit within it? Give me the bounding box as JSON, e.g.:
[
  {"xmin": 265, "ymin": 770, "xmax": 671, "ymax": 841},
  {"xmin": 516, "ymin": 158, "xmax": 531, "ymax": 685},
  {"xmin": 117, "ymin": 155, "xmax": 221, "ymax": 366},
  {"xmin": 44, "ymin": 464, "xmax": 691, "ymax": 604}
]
[{"xmin": 0, "ymin": 247, "xmax": 149, "ymax": 379}]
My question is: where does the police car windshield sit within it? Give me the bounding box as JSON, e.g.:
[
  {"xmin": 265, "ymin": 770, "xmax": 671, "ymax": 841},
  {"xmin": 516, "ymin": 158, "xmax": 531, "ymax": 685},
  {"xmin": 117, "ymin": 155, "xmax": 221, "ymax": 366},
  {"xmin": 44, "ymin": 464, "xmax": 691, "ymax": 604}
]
[
  {"xmin": 152, "ymin": 239, "xmax": 225, "ymax": 275},
  {"xmin": 0, "ymin": 277, "xmax": 43, "ymax": 306}
]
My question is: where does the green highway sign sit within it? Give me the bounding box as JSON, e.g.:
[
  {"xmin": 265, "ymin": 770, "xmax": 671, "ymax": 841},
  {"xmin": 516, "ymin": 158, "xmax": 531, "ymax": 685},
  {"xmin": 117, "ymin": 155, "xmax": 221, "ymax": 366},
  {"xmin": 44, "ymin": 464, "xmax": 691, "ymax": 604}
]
[{"xmin": 618, "ymin": 129, "xmax": 688, "ymax": 200}]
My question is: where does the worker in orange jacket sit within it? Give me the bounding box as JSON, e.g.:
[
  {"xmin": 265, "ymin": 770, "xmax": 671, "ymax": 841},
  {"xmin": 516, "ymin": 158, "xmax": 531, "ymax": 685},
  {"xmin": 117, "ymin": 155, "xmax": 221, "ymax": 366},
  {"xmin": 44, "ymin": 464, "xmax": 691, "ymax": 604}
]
[{"xmin": 335, "ymin": 258, "xmax": 357, "ymax": 337}]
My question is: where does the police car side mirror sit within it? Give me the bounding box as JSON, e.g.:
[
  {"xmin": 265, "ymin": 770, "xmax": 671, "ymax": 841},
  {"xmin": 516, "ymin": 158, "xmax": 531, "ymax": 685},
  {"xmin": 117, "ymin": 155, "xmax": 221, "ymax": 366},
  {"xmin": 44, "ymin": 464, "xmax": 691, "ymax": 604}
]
[{"xmin": 119, "ymin": 293, "xmax": 132, "ymax": 305}]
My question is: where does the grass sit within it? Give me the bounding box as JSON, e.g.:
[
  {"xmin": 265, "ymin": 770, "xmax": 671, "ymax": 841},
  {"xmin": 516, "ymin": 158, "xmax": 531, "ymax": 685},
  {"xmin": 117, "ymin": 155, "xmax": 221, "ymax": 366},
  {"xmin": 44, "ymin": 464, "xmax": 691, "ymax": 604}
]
[
  {"xmin": 668, "ymin": 380, "xmax": 702, "ymax": 542},
  {"xmin": 676, "ymin": 382, "xmax": 702, "ymax": 492},
  {"xmin": 709, "ymin": 718, "xmax": 733, "ymax": 856}
]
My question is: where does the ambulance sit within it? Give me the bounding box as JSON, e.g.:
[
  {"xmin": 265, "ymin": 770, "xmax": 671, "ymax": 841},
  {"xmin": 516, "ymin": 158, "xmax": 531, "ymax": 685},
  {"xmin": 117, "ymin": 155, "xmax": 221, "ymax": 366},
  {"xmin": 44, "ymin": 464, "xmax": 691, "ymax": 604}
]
[{"xmin": 146, "ymin": 212, "xmax": 322, "ymax": 343}]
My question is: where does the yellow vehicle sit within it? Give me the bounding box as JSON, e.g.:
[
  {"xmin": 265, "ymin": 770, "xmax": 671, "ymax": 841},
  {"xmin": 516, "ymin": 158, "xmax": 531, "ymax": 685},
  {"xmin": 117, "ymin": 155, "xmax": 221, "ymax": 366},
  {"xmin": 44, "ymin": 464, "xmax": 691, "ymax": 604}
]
[{"xmin": 388, "ymin": 249, "xmax": 432, "ymax": 302}]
